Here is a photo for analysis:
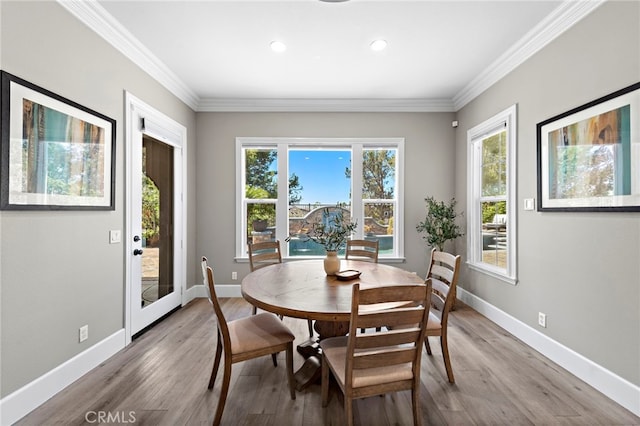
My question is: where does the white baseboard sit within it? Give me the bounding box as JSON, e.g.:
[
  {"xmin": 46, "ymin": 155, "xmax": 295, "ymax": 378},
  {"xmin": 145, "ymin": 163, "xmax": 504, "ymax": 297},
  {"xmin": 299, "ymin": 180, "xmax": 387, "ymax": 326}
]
[
  {"xmin": 457, "ymin": 287, "xmax": 640, "ymax": 417},
  {"xmin": 188, "ymin": 283, "xmax": 241, "ymax": 299},
  {"xmin": 0, "ymin": 329, "xmax": 126, "ymax": 426}
]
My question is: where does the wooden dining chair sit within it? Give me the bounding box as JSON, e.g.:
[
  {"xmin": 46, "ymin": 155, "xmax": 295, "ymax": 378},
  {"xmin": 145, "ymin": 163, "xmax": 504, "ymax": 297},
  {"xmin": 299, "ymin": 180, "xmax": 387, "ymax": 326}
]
[
  {"xmin": 346, "ymin": 239, "xmax": 381, "ymax": 333},
  {"xmin": 201, "ymin": 257, "xmax": 296, "ymax": 426},
  {"xmin": 424, "ymin": 248, "xmax": 461, "ymax": 383},
  {"xmin": 248, "ymin": 240, "xmax": 314, "ymax": 338},
  {"xmin": 320, "ymin": 281, "xmax": 432, "ymax": 426},
  {"xmin": 248, "ymin": 240, "xmax": 282, "ymax": 273},
  {"xmin": 345, "ymin": 239, "xmax": 379, "ymax": 263}
]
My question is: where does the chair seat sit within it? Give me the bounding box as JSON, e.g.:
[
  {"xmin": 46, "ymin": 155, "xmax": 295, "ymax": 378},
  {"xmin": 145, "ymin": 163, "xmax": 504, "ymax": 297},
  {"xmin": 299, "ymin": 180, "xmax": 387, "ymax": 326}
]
[
  {"xmin": 321, "ymin": 336, "xmax": 414, "ymax": 388},
  {"xmin": 425, "ymin": 311, "xmax": 442, "ymax": 333},
  {"xmin": 228, "ymin": 313, "xmax": 295, "ymax": 354}
]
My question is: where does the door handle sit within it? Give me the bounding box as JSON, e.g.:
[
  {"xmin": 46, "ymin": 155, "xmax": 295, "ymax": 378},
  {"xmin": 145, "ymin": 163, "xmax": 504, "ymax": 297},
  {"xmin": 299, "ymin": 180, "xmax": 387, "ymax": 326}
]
[{"xmin": 133, "ymin": 249, "xmax": 144, "ymax": 256}]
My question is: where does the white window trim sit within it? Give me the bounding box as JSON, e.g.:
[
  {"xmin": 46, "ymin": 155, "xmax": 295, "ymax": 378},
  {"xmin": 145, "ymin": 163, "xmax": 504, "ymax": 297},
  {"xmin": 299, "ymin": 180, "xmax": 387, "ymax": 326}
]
[
  {"xmin": 466, "ymin": 105, "xmax": 518, "ymax": 285},
  {"xmin": 236, "ymin": 137, "xmax": 405, "ymax": 261}
]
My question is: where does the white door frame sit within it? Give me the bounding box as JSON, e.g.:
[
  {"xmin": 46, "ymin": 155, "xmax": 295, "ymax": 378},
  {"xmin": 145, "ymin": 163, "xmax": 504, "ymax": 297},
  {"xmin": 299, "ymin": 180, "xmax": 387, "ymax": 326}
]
[{"xmin": 124, "ymin": 92, "xmax": 187, "ymax": 344}]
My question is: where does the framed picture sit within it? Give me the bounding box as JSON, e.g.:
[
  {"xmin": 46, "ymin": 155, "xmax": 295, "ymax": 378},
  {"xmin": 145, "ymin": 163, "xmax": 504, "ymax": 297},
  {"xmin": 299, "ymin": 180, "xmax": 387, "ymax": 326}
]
[
  {"xmin": 1, "ymin": 71, "xmax": 115, "ymax": 210},
  {"xmin": 537, "ymin": 82, "xmax": 640, "ymax": 212}
]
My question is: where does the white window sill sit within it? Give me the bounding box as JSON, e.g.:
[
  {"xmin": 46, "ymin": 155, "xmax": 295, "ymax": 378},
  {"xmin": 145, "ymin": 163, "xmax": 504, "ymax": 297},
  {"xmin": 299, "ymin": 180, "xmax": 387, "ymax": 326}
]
[{"xmin": 467, "ymin": 261, "xmax": 517, "ymax": 285}]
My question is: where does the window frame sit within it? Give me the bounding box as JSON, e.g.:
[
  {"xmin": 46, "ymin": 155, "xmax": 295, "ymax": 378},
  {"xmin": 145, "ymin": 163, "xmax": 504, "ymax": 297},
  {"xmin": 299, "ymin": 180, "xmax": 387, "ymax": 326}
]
[
  {"xmin": 236, "ymin": 137, "xmax": 405, "ymax": 261},
  {"xmin": 466, "ymin": 105, "xmax": 518, "ymax": 284}
]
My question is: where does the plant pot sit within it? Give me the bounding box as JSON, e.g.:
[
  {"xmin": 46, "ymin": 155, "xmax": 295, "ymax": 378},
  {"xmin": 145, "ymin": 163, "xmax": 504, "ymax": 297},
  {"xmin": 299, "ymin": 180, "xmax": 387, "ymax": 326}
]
[
  {"xmin": 323, "ymin": 251, "xmax": 341, "ymax": 276},
  {"xmin": 252, "ymin": 219, "xmax": 268, "ymax": 232}
]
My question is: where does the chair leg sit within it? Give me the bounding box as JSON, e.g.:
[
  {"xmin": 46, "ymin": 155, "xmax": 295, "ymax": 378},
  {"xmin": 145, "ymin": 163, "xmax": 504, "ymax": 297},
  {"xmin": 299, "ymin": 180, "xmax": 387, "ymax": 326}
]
[
  {"xmin": 208, "ymin": 337, "xmax": 223, "ymax": 390},
  {"xmin": 307, "ymin": 319, "xmax": 314, "ymax": 338},
  {"xmin": 321, "ymin": 354, "xmax": 330, "ymax": 407},
  {"xmin": 271, "ymin": 353, "xmax": 278, "ymax": 367},
  {"xmin": 424, "ymin": 336, "xmax": 432, "ymax": 355},
  {"xmin": 252, "ymin": 305, "xmax": 257, "ymax": 315},
  {"xmin": 286, "ymin": 342, "xmax": 296, "ymax": 400},
  {"xmin": 213, "ymin": 361, "xmax": 232, "ymax": 426},
  {"xmin": 344, "ymin": 396, "xmax": 353, "ymax": 426},
  {"xmin": 441, "ymin": 335, "xmax": 455, "ymax": 383},
  {"xmin": 411, "ymin": 386, "xmax": 422, "ymax": 426}
]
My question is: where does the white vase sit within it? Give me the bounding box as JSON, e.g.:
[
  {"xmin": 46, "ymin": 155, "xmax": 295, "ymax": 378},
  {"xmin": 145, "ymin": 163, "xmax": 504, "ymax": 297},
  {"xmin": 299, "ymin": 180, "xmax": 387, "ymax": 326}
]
[{"xmin": 323, "ymin": 251, "xmax": 341, "ymax": 276}]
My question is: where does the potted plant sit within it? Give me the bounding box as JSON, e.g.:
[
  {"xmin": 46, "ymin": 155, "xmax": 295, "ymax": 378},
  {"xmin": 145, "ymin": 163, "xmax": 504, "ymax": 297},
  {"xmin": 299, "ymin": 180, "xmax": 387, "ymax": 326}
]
[
  {"xmin": 286, "ymin": 206, "xmax": 357, "ymax": 275},
  {"xmin": 416, "ymin": 196, "xmax": 464, "ymax": 252}
]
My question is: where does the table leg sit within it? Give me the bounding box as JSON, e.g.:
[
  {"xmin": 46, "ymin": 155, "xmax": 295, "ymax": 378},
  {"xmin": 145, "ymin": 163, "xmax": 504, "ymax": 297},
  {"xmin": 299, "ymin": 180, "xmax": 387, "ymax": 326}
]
[{"xmin": 293, "ymin": 320, "xmax": 349, "ymax": 391}]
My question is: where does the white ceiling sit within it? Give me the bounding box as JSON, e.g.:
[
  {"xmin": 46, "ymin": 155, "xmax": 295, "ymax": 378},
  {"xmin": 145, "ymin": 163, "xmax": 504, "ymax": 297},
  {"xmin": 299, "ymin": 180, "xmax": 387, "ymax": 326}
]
[{"xmin": 64, "ymin": 0, "xmax": 603, "ymax": 111}]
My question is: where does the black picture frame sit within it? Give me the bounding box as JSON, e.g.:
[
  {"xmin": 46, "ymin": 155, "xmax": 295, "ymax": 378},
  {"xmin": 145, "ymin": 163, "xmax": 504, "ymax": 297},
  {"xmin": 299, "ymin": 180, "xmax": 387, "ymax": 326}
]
[
  {"xmin": 1, "ymin": 71, "xmax": 116, "ymax": 210},
  {"xmin": 536, "ymin": 82, "xmax": 640, "ymax": 212}
]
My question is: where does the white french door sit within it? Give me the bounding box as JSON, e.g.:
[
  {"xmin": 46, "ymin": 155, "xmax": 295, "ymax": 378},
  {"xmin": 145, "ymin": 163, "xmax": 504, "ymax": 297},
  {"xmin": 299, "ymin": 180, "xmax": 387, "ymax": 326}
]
[{"xmin": 126, "ymin": 93, "xmax": 186, "ymax": 339}]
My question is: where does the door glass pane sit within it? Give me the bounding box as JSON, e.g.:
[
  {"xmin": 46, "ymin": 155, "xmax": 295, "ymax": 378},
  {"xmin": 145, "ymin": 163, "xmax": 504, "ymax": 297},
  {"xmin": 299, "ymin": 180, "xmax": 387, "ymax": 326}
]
[
  {"xmin": 141, "ymin": 136, "xmax": 174, "ymax": 307},
  {"xmin": 481, "ymin": 200, "xmax": 507, "ymax": 269}
]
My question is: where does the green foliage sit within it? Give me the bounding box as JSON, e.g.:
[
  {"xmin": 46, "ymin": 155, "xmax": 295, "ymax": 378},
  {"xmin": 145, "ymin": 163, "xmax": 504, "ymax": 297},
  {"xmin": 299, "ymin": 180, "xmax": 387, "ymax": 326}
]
[
  {"xmin": 142, "ymin": 174, "xmax": 160, "ymax": 241},
  {"xmin": 288, "ymin": 172, "xmax": 303, "ymax": 204},
  {"xmin": 416, "ymin": 196, "xmax": 464, "ymax": 251},
  {"xmin": 286, "ymin": 206, "xmax": 357, "ymax": 252}
]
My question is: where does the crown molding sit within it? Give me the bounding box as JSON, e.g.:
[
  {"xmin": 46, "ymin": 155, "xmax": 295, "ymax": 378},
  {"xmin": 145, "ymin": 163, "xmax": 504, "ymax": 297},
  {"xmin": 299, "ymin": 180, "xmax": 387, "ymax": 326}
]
[
  {"xmin": 59, "ymin": 0, "xmax": 602, "ymax": 113},
  {"xmin": 197, "ymin": 98, "xmax": 455, "ymax": 112},
  {"xmin": 452, "ymin": 0, "xmax": 606, "ymax": 110},
  {"xmin": 57, "ymin": 0, "xmax": 200, "ymax": 110}
]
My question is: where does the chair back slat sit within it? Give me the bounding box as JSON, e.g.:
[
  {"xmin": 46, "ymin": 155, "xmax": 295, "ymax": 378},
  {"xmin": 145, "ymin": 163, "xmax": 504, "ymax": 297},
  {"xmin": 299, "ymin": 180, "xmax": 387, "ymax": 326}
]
[
  {"xmin": 430, "ymin": 264, "xmax": 454, "ymax": 284},
  {"xmin": 354, "ymin": 328, "xmax": 422, "ymax": 349},
  {"xmin": 353, "ymin": 347, "xmax": 416, "ymax": 369},
  {"xmin": 345, "ymin": 239, "xmax": 379, "ymax": 262},
  {"xmin": 248, "ymin": 240, "xmax": 282, "ymax": 271},
  {"xmin": 357, "ymin": 308, "xmax": 424, "ymax": 330}
]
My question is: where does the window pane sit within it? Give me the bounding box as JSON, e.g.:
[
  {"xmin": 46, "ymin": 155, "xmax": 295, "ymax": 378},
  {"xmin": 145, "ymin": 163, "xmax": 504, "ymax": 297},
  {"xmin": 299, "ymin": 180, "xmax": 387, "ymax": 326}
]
[
  {"xmin": 362, "ymin": 149, "xmax": 396, "ymax": 199},
  {"xmin": 289, "ymin": 149, "xmax": 351, "ymax": 205},
  {"xmin": 288, "ymin": 204, "xmax": 352, "ymax": 256},
  {"xmin": 481, "ymin": 131, "xmax": 506, "ymax": 197},
  {"xmin": 364, "ymin": 202, "xmax": 394, "ymax": 255},
  {"xmin": 481, "ymin": 200, "xmax": 507, "ymax": 268},
  {"xmin": 245, "ymin": 148, "xmax": 277, "ymax": 199},
  {"xmin": 247, "ymin": 202, "xmax": 276, "ymax": 248}
]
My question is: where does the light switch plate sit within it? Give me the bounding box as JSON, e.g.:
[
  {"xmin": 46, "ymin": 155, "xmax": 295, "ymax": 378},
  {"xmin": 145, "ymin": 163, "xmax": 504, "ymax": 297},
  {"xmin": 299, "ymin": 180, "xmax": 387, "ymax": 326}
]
[
  {"xmin": 109, "ymin": 230, "xmax": 121, "ymax": 244},
  {"xmin": 523, "ymin": 198, "xmax": 535, "ymax": 211}
]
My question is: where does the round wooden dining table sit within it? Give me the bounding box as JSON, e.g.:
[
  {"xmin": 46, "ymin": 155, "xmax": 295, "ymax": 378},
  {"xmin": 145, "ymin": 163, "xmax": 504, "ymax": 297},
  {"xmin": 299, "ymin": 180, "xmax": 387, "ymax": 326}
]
[{"xmin": 241, "ymin": 259, "xmax": 424, "ymax": 389}]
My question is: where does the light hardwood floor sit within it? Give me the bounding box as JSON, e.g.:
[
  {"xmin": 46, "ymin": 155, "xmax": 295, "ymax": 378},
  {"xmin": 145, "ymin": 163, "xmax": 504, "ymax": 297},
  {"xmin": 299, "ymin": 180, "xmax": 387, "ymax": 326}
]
[{"xmin": 16, "ymin": 298, "xmax": 639, "ymax": 426}]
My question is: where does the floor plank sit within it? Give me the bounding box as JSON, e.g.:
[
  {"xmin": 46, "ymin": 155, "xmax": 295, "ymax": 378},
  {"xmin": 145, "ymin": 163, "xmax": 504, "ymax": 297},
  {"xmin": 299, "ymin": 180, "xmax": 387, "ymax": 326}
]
[{"xmin": 15, "ymin": 298, "xmax": 640, "ymax": 426}]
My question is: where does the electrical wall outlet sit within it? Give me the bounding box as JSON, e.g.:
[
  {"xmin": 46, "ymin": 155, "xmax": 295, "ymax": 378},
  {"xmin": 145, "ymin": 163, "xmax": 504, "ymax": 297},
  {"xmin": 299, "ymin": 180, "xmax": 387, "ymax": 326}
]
[
  {"xmin": 538, "ymin": 312, "xmax": 547, "ymax": 328},
  {"xmin": 79, "ymin": 325, "xmax": 89, "ymax": 342},
  {"xmin": 231, "ymin": 271, "xmax": 237, "ymax": 280}
]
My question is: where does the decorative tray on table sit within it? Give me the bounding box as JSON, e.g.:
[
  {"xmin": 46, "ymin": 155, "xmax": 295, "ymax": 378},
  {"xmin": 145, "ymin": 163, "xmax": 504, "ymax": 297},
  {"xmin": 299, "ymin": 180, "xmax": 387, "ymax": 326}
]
[{"xmin": 335, "ymin": 270, "xmax": 361, "ymax": 281}]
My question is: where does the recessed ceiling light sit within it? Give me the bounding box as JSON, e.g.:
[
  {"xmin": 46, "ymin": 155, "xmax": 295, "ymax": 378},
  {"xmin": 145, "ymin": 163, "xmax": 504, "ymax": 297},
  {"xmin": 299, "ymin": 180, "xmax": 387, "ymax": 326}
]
[
  {"xmin": 270, "ymin": 41, "xmax": 287, "ymax": 53},
  {"xmin": 319, "ymin": 0, "xmax": 350, "ymax": 2},
  {"xmin": 370, "ymin": 39, "xmax": 387, "ymax": 51}
]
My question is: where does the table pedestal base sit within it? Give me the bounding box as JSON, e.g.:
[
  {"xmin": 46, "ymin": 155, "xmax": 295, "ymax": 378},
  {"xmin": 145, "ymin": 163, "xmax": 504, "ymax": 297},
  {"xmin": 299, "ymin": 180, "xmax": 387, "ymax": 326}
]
[{"xmin": 293, "ymin": 320, "xmax": 349, "ymax": 391}]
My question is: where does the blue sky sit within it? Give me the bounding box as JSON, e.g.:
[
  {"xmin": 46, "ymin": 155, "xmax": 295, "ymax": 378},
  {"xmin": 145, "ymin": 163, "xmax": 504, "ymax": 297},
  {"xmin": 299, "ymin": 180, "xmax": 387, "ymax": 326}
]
[{"xmin": 289, "ymin": 150, "xmax": 351, "ymax": 204}]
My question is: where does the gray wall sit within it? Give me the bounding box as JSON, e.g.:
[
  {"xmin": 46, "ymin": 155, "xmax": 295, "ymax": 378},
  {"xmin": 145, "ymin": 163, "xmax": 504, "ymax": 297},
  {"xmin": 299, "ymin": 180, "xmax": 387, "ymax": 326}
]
[
  {"xmin": 454, "ymin": 0, "xmax": 639, "ymax": 385},
  {"xmin": 0, "ymin": 1, "xmax": 197, "ymax": 397},
  {"xmin": 195, "ymin": 112, "xmax": 456, "ymax": 284}
]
